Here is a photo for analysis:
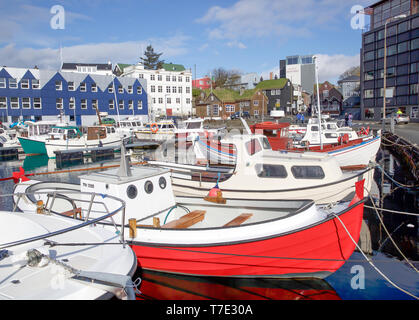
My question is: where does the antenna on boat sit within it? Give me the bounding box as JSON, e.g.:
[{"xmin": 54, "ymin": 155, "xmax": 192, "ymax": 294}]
[
  {"xmin": 240, "ymin": 117, "xmax": 252, "ymax": 135},
  {"xmin": 117, "ymin": 138, "xmax": 132, "ymax": 178},
  {"xmin": 314, "ymin": 55, "xmax": 323, "ymax": 150}
]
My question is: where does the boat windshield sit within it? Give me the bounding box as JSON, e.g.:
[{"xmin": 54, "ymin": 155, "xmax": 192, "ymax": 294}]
[
  {"xmin": 186, "ymin": 122, "xmax": 201, "ymax": 130},
  {"xmin": 261, "ymin": 137, "xmax": 271, "ymax": 150},
  {"xmin": 245, "ymin": 138, "xmax": 262, "ymax": 156}
]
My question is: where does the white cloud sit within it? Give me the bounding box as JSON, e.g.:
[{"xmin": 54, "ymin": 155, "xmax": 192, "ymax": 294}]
[
  {"xmin": 0, "ymin": 34, "xmax": 191, "ymax": 70},
  {"xmin": 196, "ymin": 0, "xmax": 373, "ymax": 40},
  {"xmin": 226, "ymin": 41, "xmax": 247, "ymax": 49}
]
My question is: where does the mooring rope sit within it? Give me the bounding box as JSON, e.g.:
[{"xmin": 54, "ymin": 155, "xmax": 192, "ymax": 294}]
[
  {"xmin": 365, "ymin": 205, "xmax": 419, "ymax": 217},
  {"xmin": 375, "ymin": 164, "xmax": 419, "ymax": 189},
  {"xmin": 330, "ymin": 199, "xmax": 419, "ymax": 300}
]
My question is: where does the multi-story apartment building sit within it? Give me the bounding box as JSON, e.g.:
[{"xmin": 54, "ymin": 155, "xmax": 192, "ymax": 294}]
[
  {"xmin": 0, "ymin": 66, "xmax": 148, "ymax": 126},
  {"xmin": 361, "ymin": 0, "xmax": 419, "ymax": 121},
  {"xmin": 121, "ymin": 62, "xmax": 193, "ymax": 118},
  {"xmin": 61, "ymin": 62, "xmax": 114, "ymax": 76}
]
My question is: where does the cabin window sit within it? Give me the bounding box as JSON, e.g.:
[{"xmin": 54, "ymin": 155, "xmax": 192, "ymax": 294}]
[
  {"xmin": 311, "ymin": 126, "xmax": 319, "ymax": 131},
  {"xmin": 255, "ymin": 164, "xmax": 287, "ymax": 178},
  {"xmin": 144, "ymin": 180, "xmax": 153, "ymax": 194},
  {"xmin": 245, "ymin": 138, "xmax": 262, "ymax": 156},
  {"xmin": 325, "ymin": 133, "xmax": 338, "ymax": 139},
  {"xmin": 291, "ymin": 166, "xmax": 325, "ymax": 179},
  {"xmin": 159, "ymin": 177, "xmax": 167, "ymax": 189},
  {"xmin": 127, "ymin": 185, "xmax": 138, "ymax": 199},
  {"xmin": 261, "ymin": 137, "xmax": 271, "ymax": 150}
]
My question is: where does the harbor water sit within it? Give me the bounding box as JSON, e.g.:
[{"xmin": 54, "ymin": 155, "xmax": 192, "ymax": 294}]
[{"xmin": 0, "ymin": 145, "xmax": 418, "ymax": 301}]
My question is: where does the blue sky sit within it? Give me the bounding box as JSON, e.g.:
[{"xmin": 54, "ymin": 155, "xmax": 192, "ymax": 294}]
[{"xmin": 0, "ymin": 0, "xmax": 376, "ymax": 83}]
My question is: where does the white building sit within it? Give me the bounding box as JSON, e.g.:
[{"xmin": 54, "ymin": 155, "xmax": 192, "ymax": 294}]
[
  {"xmin": 61, "ymin": 63, "xmax": 114, "ymax": 76},
  {"xmin": 121, "ymin": 62, "xmax": 193, "ymax": 118},
  {"xmin": 284, "ymin": 55, "xmax": 316, "ymax": 95}
]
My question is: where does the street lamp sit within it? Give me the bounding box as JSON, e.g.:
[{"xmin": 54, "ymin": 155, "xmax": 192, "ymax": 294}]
[{"xmin": 382, "ymin": 14, "xmax": 407, "ymax": 132}]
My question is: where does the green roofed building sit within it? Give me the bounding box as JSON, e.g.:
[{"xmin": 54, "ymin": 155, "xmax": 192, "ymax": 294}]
[{"xmin": 255, "ymin": 79, "xmax": 294, "ymax": 115}]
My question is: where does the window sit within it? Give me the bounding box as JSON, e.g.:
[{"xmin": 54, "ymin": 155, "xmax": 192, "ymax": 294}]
[
  {"xmin": 398, "ymin": 41, "xmax": 409, "ymax": 53},
  {"xmin": 398, "ymin": 21, "xmax": 409, "ymax": 33},
  {"xmin": 150, "ymin": 75, "xmax": 155, "ymax": 81},
  {"xmin": 109, "ymin": 99, "xmax": 114, "ymax": 109},
  {"xmin": 411, "ymin": 38, "xmax": 419, "ymax": 50},
  {"xmin": 253, "ymin": 100, "xmax": 259, "ymax": 106},
  {"xmin": 387, "ymin": 67, "xmax": 396, "ymax": 77},
  {"xmin": 387, "ymin": 44, "xmax": 397, "ymax": 56},
  {"xmin": 137, "ymin": 100, "xmax": 143, "ymax": 109},
  {"xmin": 128, "ymin": 85, "xmax": 133, "ymax": 94},
  {"xmin": 365, "ymin": 71, "xmax": 374, "ymax": 81},
  {"xmin": 0, "ymin": 78, "xmax": 5, "ymax": 88},
  {"xmin": 186, "ymin": 87, "xmax": 190, "ymax": 93},
  {"xmin": 212, "ymin": 104, "xmax": 219, "ymax": 116},
  {"xmin": 137, "ymin": 86, "xmax": 142, "ymax": 94},
  {"xmin": 151, "ymin": 85, "xmax": 155, "ymax": 93},
  {"xmin": 178, "ymin": 86, "xmax": 182, "ymax": 93},
  {"xmin": 118, "ymin": 85, "xmax": 124, "ymax": 93},
  {"xmin": 271, "ymin": 89, "xmax": 276, "ymax": 95},
  {"xmin": 128, "ymin": 100, "xmax": 133, "ymax": 109},
  {"xmin": 291, "ymin": 166, "xmax": 325, "ymax": 179},
  {"xmin": 178, "ymin": 76, "xmax": 182, "ymax": 82},
  {"xmin": 91, "ymin": 83, "xmax": 97, "ymax": 92},
  {"xmin": 172, "ymin": 86, "xmax": 177, "ymax": 93},
  {"xmin": 138, "ymin": 74, "xmax": 144, "ymax": 79},
  {"xmin": 56, "ymin": 98, "xmax": 63, "ymax": 109},
  {"xmin": 254, "ymin": 110, "xmax": 259, "ymax": 116},
  {"xmin": 21, "ymin": 97, "xmax": 30, "ymax": 109},
  {"xmin": 158, "ymin": 86, "xmax": 162, "ymax": 93},
  {"xmin": 186, "ymin": 98, "xmax": 191, "ymax": 104},
  {"xmin": 411, "ymin": 62, "xmax": 419, "ymax": 73},
  {"xmin": 21, "ymin": 79, "xmax": 29, "ymax": 89},
  {"xmin": 176, "ymin": 98, "xmax": 180, "ymax": 104},
  {"xmin": 68, "ymin": 81, "xmax": 75, "ymax": 91},
  {"xmin": 69, "ymin": 97, "xmax": 75, "ymax": 109},
  {"xmin": 55, "ymin": 81, "xmax": 62, "ymax": 90},
  {"xmin": 377, "ymin": 48, "xmax": 385, "ymax": 59},
  {"xmin": 32, "ymin": 79, "xmax": 40, "ymax": 89},
  {"xmin": 33, "ymin": 98, "xmax": 41, "ymax": 109},
  {"xmin": 364, "ymin": 51, "xmax": 374, "ymax": 61},
  {"xmin": 166, "ymin": 97, "xmax": 171, "ymax": 104},
  {"xmin": 158, "ymin": 75, "xmax": 162, "ymax": 81},
  {"xmin": 80, "ymin": 82, "xmax": 86, "ymax": 92},
  {"xmin": 81, "ymin": 99, "xmax": 87, "ymax": 109},
  {"xmin": 119, "ymin": 100, "xmax": 124, "ymax": 109},
  {"xmin": 108, "ymin": 84, "xmax": 114, "ymax": 93},
  {"xmin": 410, "ymin": 84, "xmax": 418, "ymax": 95},
  {"xmin": 166, "ymin": 86, "xmax": 171, "ymax": 93},
  {"xmin": 245, "ymin": 138, "xmax": 262, "ymax": 156},
  {"xmin": 225, "ymin": 104, "xmax": 235, "ymax": 112},
  {"xmin": 0, "ymin": 97, "xmax": 6, "ymax": 108},
  {"xmin": 172, "ymin": 76, "xmax": 176, "ymax": 82},
  {"xmin": 166, "ymin": 75, "xmax": 171, "ymax": 81},
  {"xmin": 255, "ymin": 164, "xmax": 287, "ymax": 178},
  {"xmin": 9, "ymin": 78, "xmax": 17, "ymax": 89},
  {"xmin": 92, "ymin": 99, "xmax": 98, "ymax": 110},
  {"xmin": 186, "ymin": 76, "xmax": 190, "ymax": 82},
  {"xmin": 158, "ymin": 97, "xmax": 163, "ymax": 104},
  {"xmin": 10, "ymin": 97, "xmax": 18, "ymax": 109},
  {"xmin": 364, "ymin": 33, "xmax": 375, "ymax": 44}
]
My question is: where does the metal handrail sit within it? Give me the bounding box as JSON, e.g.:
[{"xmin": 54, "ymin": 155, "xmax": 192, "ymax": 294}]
[{"xmin": 1, "ymin": 190, "xmax": 126, "ymax": 250}]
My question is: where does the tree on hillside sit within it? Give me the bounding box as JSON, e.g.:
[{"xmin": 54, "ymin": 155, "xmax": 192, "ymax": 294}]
[
  {"xmin": 140, "ymin": 45, "xmax": 164, "ymax": 70},
  {"xmin": 339, "ymin": 66, "xmax": 360, "ymax": 80}
]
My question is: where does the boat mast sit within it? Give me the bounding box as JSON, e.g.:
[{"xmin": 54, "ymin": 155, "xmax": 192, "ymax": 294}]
[{"xmin": 314, "ymin": 56, "xmax": 323, "ymax": 150}]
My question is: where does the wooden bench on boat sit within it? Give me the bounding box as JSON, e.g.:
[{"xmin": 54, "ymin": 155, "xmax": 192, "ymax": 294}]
[
  {"xmin": 61, "ymin": 207, "xmax": 82, "ymax": 219},
  {"xmin": 223, "ymin": 213, "xmax": 253, "ymax": 227},
  {"xmin": 161, "ymin": 210, "xmax": 206, "ymax": 229}
]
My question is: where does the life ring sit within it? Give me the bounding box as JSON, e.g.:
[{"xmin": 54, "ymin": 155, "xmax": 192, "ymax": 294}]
[
  {"xmin": 150, "ymin": 123, "xmax": 159, "ymax": 133},
  {"xmin": 342, "ymin": 133, "xmax": 349, "ymax": 144}
]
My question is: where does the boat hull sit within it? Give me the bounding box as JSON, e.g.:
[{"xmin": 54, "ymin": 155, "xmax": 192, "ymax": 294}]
[
  {"xmin": 130, "ymin": 199, "xmax": 364, "ymax": 278},
  {"xmin": 18, "ymin": 137, "xmax": 47, "ymax": 155}
]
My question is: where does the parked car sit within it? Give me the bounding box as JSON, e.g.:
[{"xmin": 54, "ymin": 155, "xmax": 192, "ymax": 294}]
[
  {"xmin": 382, "ymin": 113, "xmax": 410, "ymax": 125},
  {"xmin": 230, "ymin": 111, "xmax": 251, "ymax": 120}
]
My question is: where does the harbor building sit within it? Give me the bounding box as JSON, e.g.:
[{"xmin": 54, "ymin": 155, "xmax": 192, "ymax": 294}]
[
  {"xmin": 279, "ymin": 55, "xmax": 316, "ymax": 95},
  {"xmin": 120, "ymin": 62, "xmax": 193, "ymax": 118},
  {"xmin": 0, "ymin": 66, "xmax": 148, "ymax": 126},
  {"xmin": 361, "ymin": 0, "xmax": 419, "ymax": 122}
]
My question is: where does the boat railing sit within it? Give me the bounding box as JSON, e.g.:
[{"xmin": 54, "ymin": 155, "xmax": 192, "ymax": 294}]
[{"xmin": 2, "ymin": 190, "xmax": 127, "ymax": 250}]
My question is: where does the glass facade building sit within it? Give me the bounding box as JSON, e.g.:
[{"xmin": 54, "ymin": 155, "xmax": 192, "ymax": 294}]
[{"xmin": 361, "ymin": 0, "xmax": 419, "ymax": 121}]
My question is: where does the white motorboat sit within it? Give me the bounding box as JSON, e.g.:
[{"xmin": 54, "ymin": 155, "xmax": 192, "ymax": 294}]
[
  {"xmin": 149, "ymin": 133, "xmax": 375, "ymax": 204},
  {"xmin": 1, "ymin": 189, "xmax": 139, "ymax": 300},
  {"xmin": 19, "ymin": 125, "xmax": 122, "ymax": 158},
  {"xmin": 134, "ymin": 120, "xmax": 177, "ymax": 142},
  {"xmin": 13, "ymin": 145, "xmax": 367, "ymax": 279},
  {"xmin": 175, "ymin": 118, "xmax": 226, "ymax": 142},
  {"xmin": 117, "ymin": 117, "xmax": 145, "ymax": 138}
]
